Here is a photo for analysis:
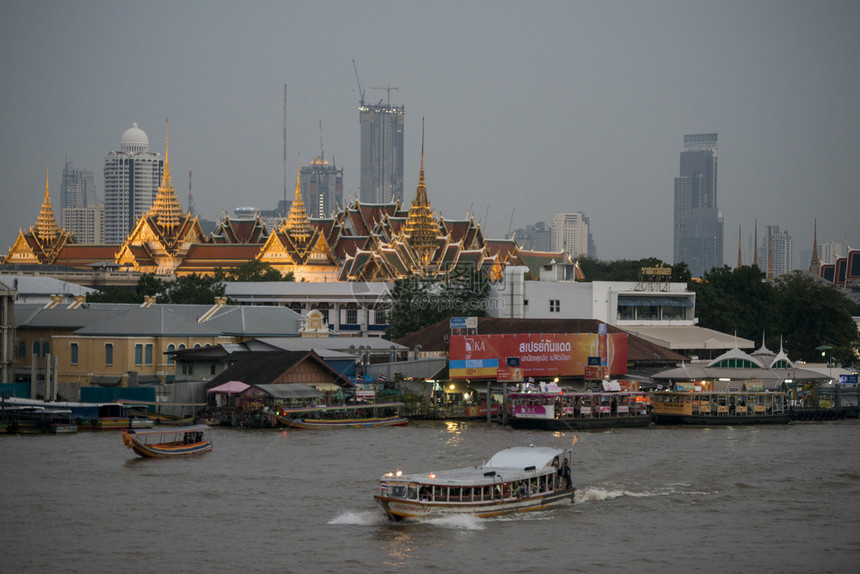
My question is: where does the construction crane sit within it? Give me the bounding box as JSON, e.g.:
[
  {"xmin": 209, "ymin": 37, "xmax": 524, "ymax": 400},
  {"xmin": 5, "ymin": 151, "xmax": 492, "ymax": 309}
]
[
  {"xmin": 352, "ymin": 59, "xmax": 365, "ymax": 106},
  {"xmin": 370, "ymin": 84, "xmax": 398, "ymax": 106}
]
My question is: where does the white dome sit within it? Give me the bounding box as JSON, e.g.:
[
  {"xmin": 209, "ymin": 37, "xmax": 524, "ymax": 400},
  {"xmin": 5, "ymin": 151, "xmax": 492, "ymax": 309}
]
[{"xmin": 120, "ymin": 122, "xmax": 149, "ymax": 153}]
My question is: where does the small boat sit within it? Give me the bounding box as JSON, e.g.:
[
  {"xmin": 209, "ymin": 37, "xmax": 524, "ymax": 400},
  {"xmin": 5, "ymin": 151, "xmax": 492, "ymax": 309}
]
[
  {"xmin": 507, "ymin": 391, "xmax": 652, "ymax": 430},
  {"xmin": 375, "ymin": 443, "xmax": 577, "ymax": 521},
  {"xmin": 122, "ymin": 424, "xmax": 213, "ymax": 458},
  {"xmin": 650, "ymin": 389, "xmax": 791, "ymax": 425},
  {"xmin": 276, "ymin": 402, "xmax": 408, "ymax": 429},
  {"xmin": 1, "ymin": 405, "xmax": 77, "ymax": 434}
]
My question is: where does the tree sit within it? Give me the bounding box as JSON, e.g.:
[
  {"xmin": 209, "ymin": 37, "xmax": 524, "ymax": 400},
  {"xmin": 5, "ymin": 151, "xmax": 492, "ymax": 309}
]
[
  {"xmin": 161, "ymin": 273, "xmax": 226, "ymax": 305},
  {"xmin": 773, "ymin": 271, "xmax": 858, "ymax": 364},
  {"xmin": 216, "ymin": 260, "xmax": 293, "ymax": 282},
  {"xmin": 578, "ymin": 256, "xmax": 669, "ymax": 282},
  {"xmin": 384, "ymin": 268, "xmax": 491, "ymax": 340},
  {"xmin": 384, "ymin": 275, "xmax": 440, "ymax": 340},
  {"xmin": 690, "ymin": 265, "xmax": 778, "ymax": 343}
]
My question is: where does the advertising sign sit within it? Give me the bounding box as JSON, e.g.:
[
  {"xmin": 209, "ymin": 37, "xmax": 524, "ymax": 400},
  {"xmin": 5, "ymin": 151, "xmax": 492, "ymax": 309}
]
[
  {"xmin": 449, "ymin": 333, "xmax": 628, "ymax": 380},
  {"xmin": 449, "ymin": 317, "xmax": 478, "ymax": 329},
  {"xmin": 839, "ymin": 374, "xmax": 858, "ymax": 385}
]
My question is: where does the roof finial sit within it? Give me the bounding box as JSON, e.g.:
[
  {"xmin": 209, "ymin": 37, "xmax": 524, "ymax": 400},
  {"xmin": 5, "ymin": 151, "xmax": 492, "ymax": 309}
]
[
  {"xmin": 150, "ymin": 118, "xmax": 183, "ymax": 230},
  {"xmin": 809, "ymin": 218, "xmax": 821, "ymax": 276},
  {"xmin": 35, "ymin": 157, "xmax": 61, "ymax": 240}
]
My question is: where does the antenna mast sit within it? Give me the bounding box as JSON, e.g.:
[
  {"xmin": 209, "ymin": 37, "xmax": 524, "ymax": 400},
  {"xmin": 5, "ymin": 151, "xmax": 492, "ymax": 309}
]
[{"xmin": 319, "ymin": 120, "xmax": 324, "ymax": 160}]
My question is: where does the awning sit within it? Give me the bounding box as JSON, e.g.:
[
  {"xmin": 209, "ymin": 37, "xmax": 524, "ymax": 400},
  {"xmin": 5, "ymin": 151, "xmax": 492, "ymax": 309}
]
[
  {"xmin": 618, "ymin": 296, "xmax": 693, "ymax": 307},
  {"xmin": 623, "ymin": 326, "xmax": 753, "ymax": 351},
  {"xmin": 207, "ymin": 380, "xmax": 250, "ymax": 395},
  {"xmin": 310, "ymin": 383, "xmax": 341, "ymax": 392}
]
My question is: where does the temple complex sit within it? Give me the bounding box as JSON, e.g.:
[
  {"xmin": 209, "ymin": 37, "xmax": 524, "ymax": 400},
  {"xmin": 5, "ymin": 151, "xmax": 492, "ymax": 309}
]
[{"xmin": 4, "ymin": 125, "xmax": 563, "ymax": 283}]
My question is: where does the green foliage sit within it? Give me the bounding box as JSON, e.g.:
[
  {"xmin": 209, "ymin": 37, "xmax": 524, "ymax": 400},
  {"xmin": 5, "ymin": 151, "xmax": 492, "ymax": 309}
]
[
  {"xmin": 691, "ymin": 265, "xmax": 778, "ymax": 343},
  {"xmin": 578, "ymin": 256, "xmax": 673, "ymax": 282},
  {"xmin": 215, "ymin": 260, "xmax": 292, "ymax": 282},
  {"xmin": 160, "ymin": 273, "xmax": 226, "ymax": 304},
  {"xmin": 384, "ymin": 267, "xmax": 490, "ymax": 340},
  {"xmin": 773, "ymin": 271, "xmax": 858, "ymax": 364},
  {"xmin": 86, "ymin": 285, "xmax": 140, "ymax": 303},
  {"xmin": 692, "ymin": 266, "xmax": 858, "ymax": 364}
]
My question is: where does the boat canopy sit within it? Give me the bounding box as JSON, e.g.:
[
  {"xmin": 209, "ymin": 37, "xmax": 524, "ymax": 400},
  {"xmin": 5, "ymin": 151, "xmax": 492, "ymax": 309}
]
[
  {"xmin": 207, "ymin": 380, "xmax": 250, "ymax": 395},
  {"xmin": 486, "ymin": 447, "xmax": 565, "ymax": 470},
  {"xmin": 126, "ymin": 424, "xmax": 209, "ymax": 436}
]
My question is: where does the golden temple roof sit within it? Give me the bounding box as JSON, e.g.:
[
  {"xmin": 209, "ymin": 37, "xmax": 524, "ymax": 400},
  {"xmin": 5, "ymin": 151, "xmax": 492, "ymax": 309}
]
[
  {"xmin": 284, "ymin": 154, "xmax": 313, "ymax": 237},
  {"xmin": 149, "ymin": 119, "xmax": 183, "ymax": 231},
  {"xmin": 35, "ymin": 159, "xmax": 61, "ymax": 240}
]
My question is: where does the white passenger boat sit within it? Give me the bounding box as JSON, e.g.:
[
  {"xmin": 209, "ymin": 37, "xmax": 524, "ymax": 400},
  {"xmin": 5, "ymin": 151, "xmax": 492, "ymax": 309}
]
[{"xmin": 375, "ymin": 444, "xmax": 576, "ymax": 521}]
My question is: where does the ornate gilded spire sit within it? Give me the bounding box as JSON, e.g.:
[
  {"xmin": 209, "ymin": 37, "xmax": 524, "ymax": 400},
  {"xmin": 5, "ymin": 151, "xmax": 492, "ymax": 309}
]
[
  {"xmin": 35, "ymin": 158, "xmax": 61, "ymax": 240},
  {"xmin": 403, "ymin": 119, "xmax": 439, "ymax": 265},
  {"xmin": 766, "ymin": 226, "xmax": 774, "ymax": 281},
  {"xmin": 809, "ymin": 218, "xmax": 821, "ymax": 276},
  {"xmin": 753, "ymin": 219, "xmax": 759, "ymax": 267},
  {"xmin": 150, "ymin": 119, "xmax": 183, "ymax": 231},
  {"xmin": 284, "ymin": 153, "xmax": 312, "ymax": 236},
  {"xmin": 737, "ymin": 224, "xmax": 742, "ymax": 268}
]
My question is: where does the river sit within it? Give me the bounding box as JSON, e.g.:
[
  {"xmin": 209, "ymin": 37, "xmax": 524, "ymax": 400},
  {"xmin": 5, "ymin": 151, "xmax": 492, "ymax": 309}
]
[{"xmin": 1, "ymin": 419, "xmax": 858, "ymax": 573}]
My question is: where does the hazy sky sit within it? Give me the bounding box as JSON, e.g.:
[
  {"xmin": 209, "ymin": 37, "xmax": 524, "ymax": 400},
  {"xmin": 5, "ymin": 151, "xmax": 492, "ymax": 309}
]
[{"xmin": 2, "ymin": 0, "xmax": 858, "ymax": 268}]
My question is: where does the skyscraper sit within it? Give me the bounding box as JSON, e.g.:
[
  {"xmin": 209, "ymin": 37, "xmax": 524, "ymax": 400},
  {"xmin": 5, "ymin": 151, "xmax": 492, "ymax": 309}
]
[
  {"xmin": 59, "ymin": 160, "xmax": 96, "ymax": 212},
  {"xmin": 551, "ymin": 212, "xmax": 593, "ymax": 259},
  {"xmin": 300, "ymin": 154, "xmax": 344, "ymax": 218},
  {"xmin": 673, "ymin": 133, "xmax": 723, "ymax": 277},
  {"xmin": 760, "ymin": 225, "xmax": 793, "ymax": 279},
  {"xmin": 103, "ymin": 122, "xmax": 163, "ymax": 243},
  {"xmin": 359, "ymin": 102, "xmax": 404, "ymax": 204}
]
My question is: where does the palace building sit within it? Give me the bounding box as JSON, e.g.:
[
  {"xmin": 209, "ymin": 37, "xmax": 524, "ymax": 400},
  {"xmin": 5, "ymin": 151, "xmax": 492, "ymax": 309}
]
[{"xmin": 4, "ymin": 124, "xmax": 562, "ymax": 283}]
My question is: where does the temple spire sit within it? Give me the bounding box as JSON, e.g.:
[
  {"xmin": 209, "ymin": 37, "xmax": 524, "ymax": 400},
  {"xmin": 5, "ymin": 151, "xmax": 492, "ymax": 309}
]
[
  {"xmin": 284, "ymin": 153, "xmax": 312, "ymax": 236},
  {"xmin": 766, "ymin": 226, "xmax": 774, "ymax": 281},
  {"xmin": 150, "ymin": 118, "xmax": 183, "ymax": 231},
  {"xmin": 35, "ymin": 158, "xmax": 61, "ymax": 240},
  {"xmin": 808, "ymin": 218, "xmax": 821, "ymax": 276},
  {"xmin": 753, "ymin": 219, "xmax": 759, "ymax": 267},
  {"xmin": 403, "ymin": 119, "xmax": 439, "ymax": 265},
  {"xmin": 737, "ymin": 224, "xmax": 742, "ymax": 268}
]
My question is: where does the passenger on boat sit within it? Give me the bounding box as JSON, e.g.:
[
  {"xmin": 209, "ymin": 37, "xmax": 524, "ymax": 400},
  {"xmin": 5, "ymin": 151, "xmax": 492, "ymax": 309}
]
[{"xmin": 563, "ymin": 458, "xmax": 572, "ymax": 488}]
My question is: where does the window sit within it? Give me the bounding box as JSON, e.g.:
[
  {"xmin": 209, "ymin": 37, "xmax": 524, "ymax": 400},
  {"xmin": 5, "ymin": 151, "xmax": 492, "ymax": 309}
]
[
  {"xmin": 32, "ymin": 341, "xmax": 40, "ymax": 358},
  {"xmin": 135, "ymin": 344, "xmax": 143, "ymax": 365},
  {"xmin": 105, "ymin": 343, "xmax": 114, "ymax": 366},
  {"xmin": 319, "ymin": 308, "xmax": 329, "ymax": 324},
  {"xmin": 17, "ymin": 341, "xmax": 25, "ymax": 359},
  {"xmin": 167, "ymin": 344, "xmax": 175, "ymax": 366},
  {"xmin": 71, "ymin": 343, "xmax": 79, "ymax": 365},
  {"xmin": 549, "ymin": 299, "xmax": 560, "ymax": 313},
  {"xmin": 145, "ymin": 344, "xmax": 153, "ymax": 365},
  {"xmin": 346, "ymin": 307, "xmax": 358, "ymax": 325},
  {"xmin": 210, "ymin": 364, "xmax": 217, "ymax": 375},
  {"xmin": 375, "ymin": 307, "xmax": 387, "ymax": 324},
  {"xmin": 42, "ymin": 342, "xmax": 50, "ymax": 356}
]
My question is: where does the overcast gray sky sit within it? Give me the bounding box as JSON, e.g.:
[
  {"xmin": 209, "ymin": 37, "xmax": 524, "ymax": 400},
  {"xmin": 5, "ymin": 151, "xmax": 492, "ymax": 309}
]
[{"xmin": 2, "ymin": 0, "xmax": 858, "ymax": 268}]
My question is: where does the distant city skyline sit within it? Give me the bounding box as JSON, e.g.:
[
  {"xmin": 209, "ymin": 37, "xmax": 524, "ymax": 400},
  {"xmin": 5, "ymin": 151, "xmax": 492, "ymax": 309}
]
[{"xmin": 2, "ymin": 2, "xmax": 859, "ymax": 266}]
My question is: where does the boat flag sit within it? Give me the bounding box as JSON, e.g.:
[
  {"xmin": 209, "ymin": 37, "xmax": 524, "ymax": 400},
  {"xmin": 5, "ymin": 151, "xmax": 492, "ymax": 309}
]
[
  {"xmin": 378, "ymin": 374, "xmax": 388, "ymax": 383},
  {"xmin": 571, "ymin": 434, "xmax": 579, "ymax": 448},
  {"xmin": 574, "ymin": 258, "xmax": 585, "ymax": 281}
]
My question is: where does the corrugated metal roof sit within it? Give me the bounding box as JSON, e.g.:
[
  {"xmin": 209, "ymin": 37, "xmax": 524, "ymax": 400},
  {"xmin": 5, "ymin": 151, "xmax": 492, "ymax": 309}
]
[{"xmin": 75, "ymin": 306, "xmax": 223, "ymax": 336}]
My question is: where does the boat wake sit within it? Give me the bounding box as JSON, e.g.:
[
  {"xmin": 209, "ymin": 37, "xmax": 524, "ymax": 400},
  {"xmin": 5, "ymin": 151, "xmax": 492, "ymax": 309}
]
[
  {"xmin": 328, "ymin": 510, "xmax": 389, "ymax": 526},
  {"xmin": 328, "ymin": 510, "xmax": 486, "ymax": 530},
  {"xmin": 576, "ymin": 483, "xmax": 717, "ymax": 503}
]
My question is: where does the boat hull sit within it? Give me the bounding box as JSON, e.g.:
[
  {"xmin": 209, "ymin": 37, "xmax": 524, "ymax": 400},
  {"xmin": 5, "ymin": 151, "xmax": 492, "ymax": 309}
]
[
  {"xmin": 128, "ymin": 440, "xmax": 213, "ymax": 458},
  {"xmin": 281, "ymin": 416, "xmax": 408, "ymax": 429},
  {"xmin": 651, "ymin": 413, "xmax": 791, "ymax": 425},
  {"xmin": 507, "ymin": 416, "xmax": 652, "ymax": 430},
  {"xmin": 374, "ymin": 488, "xmax": 575, "ymax": 521}
]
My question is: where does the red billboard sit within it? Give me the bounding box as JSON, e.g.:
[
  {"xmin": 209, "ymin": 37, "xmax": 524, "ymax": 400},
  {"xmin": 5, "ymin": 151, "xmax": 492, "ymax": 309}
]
[{"xmin": 449, "ymin": 333, "xmax": 628, "ymax": 380}]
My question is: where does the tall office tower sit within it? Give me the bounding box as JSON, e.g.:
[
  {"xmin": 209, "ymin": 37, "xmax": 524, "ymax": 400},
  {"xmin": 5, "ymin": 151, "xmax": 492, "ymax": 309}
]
[
  {"xmin": 673, "ymin": 133, "xmax": 723, "ymax": 277},
  {"xmin": 103, "ymin": 122, "xmax": 163, "ymax": 243},
  {"xmin": 819, "ymin": 241, "xmax": 842, "ymax": 265},
  {"xmin": 513, "ymin": 221, "xmax": 553, "ymax": 251},
  {"xmin": 62, "ymin": 203, "xmax": 104, "ymax": 244},
  {"xmin": 359, "ymin": 102, "xmax": 404, "ymax": 204},
  {"xmin": 300, "ymin": 154, "xmax": 344, "ymax": 218},
  {"xmin": 551, "ymin": 212, "xmax": 592, "ymax": 259},
  {"xmin": 58, "ymin": 160, "xmax": 96, "ymax": 226},
  {"xmin": 760, "ymin": 225, "xmax": 793, "ymax": 279}
]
